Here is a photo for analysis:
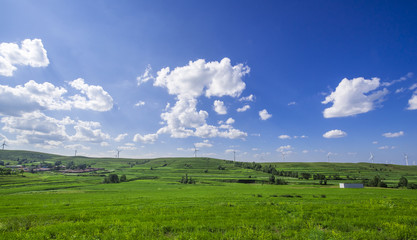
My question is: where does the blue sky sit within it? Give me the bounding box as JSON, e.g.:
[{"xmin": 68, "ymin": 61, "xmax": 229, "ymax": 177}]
[{"xmin": 1, "ymin": 0, "xmax": 416, "ymax": 164}]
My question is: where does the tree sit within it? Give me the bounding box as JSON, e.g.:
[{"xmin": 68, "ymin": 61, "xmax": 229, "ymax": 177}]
[
  {"xmin": 398, "ymin": 176, "xmax": 408, "ymax": 188},
  {"xmin": 103, "ymin": 174, "xmax": 120, "ymax": 183},
  {"xmin": 301, "ymin": 173, "xmax": 311, "ymax": 180},
  {"xmin": 120, "ymin": 174, "xmax": 127, "ymax": 182},
  {"xmin": 269, "ymin": 175, "xmax": 275, "ymax": 184}
]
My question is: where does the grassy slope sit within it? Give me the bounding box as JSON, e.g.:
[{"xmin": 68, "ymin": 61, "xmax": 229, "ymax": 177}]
[{"xmin": 1, "ymin": 150, "xmax": 417, "ymax": 239}]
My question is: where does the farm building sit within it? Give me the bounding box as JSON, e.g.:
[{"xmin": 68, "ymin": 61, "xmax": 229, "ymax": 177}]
[{"xmin": 339, "ymin": 183, "xmax": 364, "ymax": 188}]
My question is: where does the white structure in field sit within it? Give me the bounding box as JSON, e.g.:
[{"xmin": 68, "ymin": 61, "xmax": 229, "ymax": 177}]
[{"xmin": 339, "ymin": 183, "xmax": 364, "ymax": 188}]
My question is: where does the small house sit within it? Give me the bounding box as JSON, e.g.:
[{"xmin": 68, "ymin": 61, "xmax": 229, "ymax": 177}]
[{"xmin": 339, "ymin": 183, "xmax": 363, "ymax": 188}]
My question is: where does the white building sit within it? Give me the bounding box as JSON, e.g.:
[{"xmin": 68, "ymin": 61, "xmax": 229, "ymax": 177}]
[{"xmin": 339, "ymin": 183, "xmax": 364, "ymax": 188}]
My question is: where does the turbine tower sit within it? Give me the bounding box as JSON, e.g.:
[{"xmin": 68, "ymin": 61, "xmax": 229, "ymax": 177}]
[
  {"xmin": 233, "ymin": 150, "xmax": 236, "ymax": 162},
  {"xmin": 193, "ymin": 145, "xmax": 199, "ymax": 158},
  {"xmin": 369, "ymin": 152, "xmax": 374, "ymax": 164},
  {"xmin": 327, "ymin": 152, "xmax": 331, "ymax": 162},
  {"xmin": 1, "ymin": 141, "xmax": 6, "ymax": 150},
  {"xmin": 74, "ymin": 150, "xmax": 77, "ymax": 157},
  {"xmin": 404, "ymin": 153, "xmax": 409, "ymax": 166},
  {"xmin": 281, "ymin": 151, "xmax": 286, "ymax": 161},
  {"xmin": 116, "ymin": 149, "xmax": 122, "ymax": 158}
]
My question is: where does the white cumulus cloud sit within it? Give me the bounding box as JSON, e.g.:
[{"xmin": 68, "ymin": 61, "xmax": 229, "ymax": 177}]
[
  {"xmin": 195, "ymin": 140, "xmax": 213, "ymax": 148},
  {"xmin": 115, "ymin": 133, "xmax": 128, "ymax": 142},
  {"xmin": 225, "ymin": 118, "xmax": 235, "ymax": 125},
  {"xmin": 323, "ymin": 129, "xmax": 347, "ymax": 138},
  {"xmin": 237, "ymin": 105, "xmax": 250, "ymax": 112},
  {"xmin": 259, "ymin": 109, "xmax": 272, "ymax": 120},
  {"xmin": 0, "ymin": 39, "xmax": 49, "ymax": 77},
  {"xmin": 278, "ymin": 135, "xmax": 291, "ymax": 139},
  {"xmin": 213, "ymin": 100, "xmax": 227, "ymax": 115},
  {"xmin": 151, "ymin": 58, "xmax": 249, "ymax": 139},
  {"xmin": 322, "ymin": 77, "xmax": 388, "ymax": 118},
  {"xmin": 133, "ymin": 133, "xmax": 158, "ymax": 144},
  {"xmin": 239, "ymin": 94, "xmax": 254, "ymax": 102},
  {"xmin": 0, "ymin": 79, "xmax": 113, "ymax": 116},
  {"xmin": 69, "ymin": 78, "xmax": 113, "ymax": 111},
  {"xmin": 382, "ymin": 131, "xmax": 404, "ymax": 138}
]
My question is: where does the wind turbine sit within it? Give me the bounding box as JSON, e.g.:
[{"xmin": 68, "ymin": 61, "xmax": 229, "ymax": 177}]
[
  {"xmin": 327, "ymin": 152, "xmax": 331, "ymax": 162},
  {"xmin": 404, "ymin": 153, "xmax": 409, "ymax": 166},
  {"xmin": 369, "ymin": 152, "xmax": 374, "ymax": 164},
  {"xmin": 1, "ymin": 141, "xmax": 7, "ymax": 150},
  {"xmin": 74, "ymin": 150, "xmax": 77, "ymax": 157},
  {"xmin": 116, "ymin": 149, "xmax": 122, "ymax": 158},
  {"xmin": 280, "ymin": 151, "xmax": 286, "ymax": 161},
  {"xmin": 193, "ymin": 145, "xmax": 199, "ymax": 158}
]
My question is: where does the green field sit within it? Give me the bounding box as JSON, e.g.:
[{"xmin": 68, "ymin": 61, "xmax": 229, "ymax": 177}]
[{"xmin": 1, "ymin": 150, "xmax": 417, "ymax": 239}]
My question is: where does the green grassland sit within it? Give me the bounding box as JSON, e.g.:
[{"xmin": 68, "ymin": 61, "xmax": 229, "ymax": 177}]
[{"xmin": 1, "ymin": 150, "xmax": 417, "ymax": 239}]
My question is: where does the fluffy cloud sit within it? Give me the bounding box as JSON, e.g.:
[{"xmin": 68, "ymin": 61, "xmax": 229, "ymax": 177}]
[
  {"xmin": 69, "ymin": 78, "xmax": 113, "ymax": 111},
  {"xmin": 408, "ymin": 95, "xmax": 417, "ymax": 110},
  {"xmin": 0, "ymin": 80, "xmax": 69, "ymax": 116},
  {"xmin": 288, "ymin": 101, "xmax": 296, "ymax": 106},
  {"xmin": 1, "ymin": 111, "xmax": 110, "ymax": 147},
  {"xmin": 278, "ymin": 135, "xmax": 291, "ymax": 139},
  {"xmin": 137, "ymin": 64, "xmax": 154, "ymax": 86},
  {"xmin": 115, "ymin": 133, "xmax": 128, "ymax": 142},
  {"xmin": 0, "ymin": 79, "xmax": 113, "ymax": 116},
  {"xmin": 237, "ymin": 105, "xmax": 250, "ymax": 112},
  {"xmin": 71, "ymin": 120, "xmax": 111, "ymax": 143},
  {"xmin": 0, "ymin": 39, "xmax": 49, "ymax": 76},
  {"xmin": 133, "ymin": 133, "xmax": 158, "ymax": 144},
  {"xmin": 323, "ymin": 129, "xmax": 347, "ymax": 138},
  {"xmin": 118, "ymin": 143, "xmax": 137, "ymax": 151},
  {"xmin": 259, "ymin": 109, "xmax": 272, "ymax": 120},
  {"xmin": 382, "ymin": 131, "xmax": 404, "ymax": 138},
  {"xmin": 195, "ymin": 140, "xmax": 213, "ymax": 148},
  {"xmin": 276, "ymin": 145, "xmax": 293, "ymax": 155},
  {"xmin": 225, "ymin": 118, "xmax": 235, "ymax": 125},
  {"xmin": 154, "ymin": 58, "xmax": 248, "ymax": 98},
  {"xmin": 1, "ymin": 111, "xmax": 70, "ymax": 145},
  {"xmin": 152, "ymin": 58, "xmax": 249, "ymax": 139},
  {"xmin": 239, "ymin": 94, "xmax": 254, "ymax": 102},
  {"xmin": 322, "ymin": 77, "xmax": 388, "ymax": 118},
  {"xmin": 213, "ymin": 100, "xmax": 227, "ymax": 115}
]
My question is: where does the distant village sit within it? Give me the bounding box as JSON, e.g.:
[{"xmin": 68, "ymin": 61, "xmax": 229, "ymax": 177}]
[{"xmin": 0, "ymin": 158, "xmax": 104, "ymax": 175}]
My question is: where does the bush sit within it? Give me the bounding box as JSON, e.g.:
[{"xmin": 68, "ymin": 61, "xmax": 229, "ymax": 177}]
[
  {"xmin": 300, "ymin": 172, "xmax": 311, "ymax": 180},
  {"xmin": 120, "ymin": 174, "xmax": 127, "ymax": 182},
  {"xmin": 275, "ymin": 178, "xmax": 288, "ymax": 185},
  {"xmin": 365, "ymin": 175, "xmax": 388, "ymax": 188},
  {"xmin": 398, "ymin": 176, "xmax": 408, "ymax": 188},
  {"xmin": 407, "ymin": 183, "xmax": 417, "ymax": 189},
  {"xmin": 180, "ymin": 174, "xmax": 195, "ymax": 184},
  {"xmin": 103, "ymin": 174, "xmax": 120, "ymax": 183}
]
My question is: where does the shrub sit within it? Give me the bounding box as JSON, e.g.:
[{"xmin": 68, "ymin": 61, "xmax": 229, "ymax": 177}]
[
  {"xmin": 120, "ymin": 174, "xmax": 127, "ymax": 182},
  {"xmin": 300, "ymin": 172, "xmax": 311, "ymax": 180},
  {"xmin": 275, "ymin": 178, "xmax": 288, "ymax": 185},
  {"xmin": 103, "ymin": 174, "xmax": 120, "ymax": 183},
  {"xmin": 398, "ymin": 176, "xmax": 408, "ymax": 188}
]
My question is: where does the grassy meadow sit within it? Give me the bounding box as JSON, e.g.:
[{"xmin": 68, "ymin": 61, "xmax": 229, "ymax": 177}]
[{"xmin": 1, "ymin": 150, "xmax": 417, "ymax": 239}]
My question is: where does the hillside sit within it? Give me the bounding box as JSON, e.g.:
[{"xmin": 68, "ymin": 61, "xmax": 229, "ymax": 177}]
[{"xmin": 1, "ymin": 150, "xmax": 416, "ymax": 185}]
